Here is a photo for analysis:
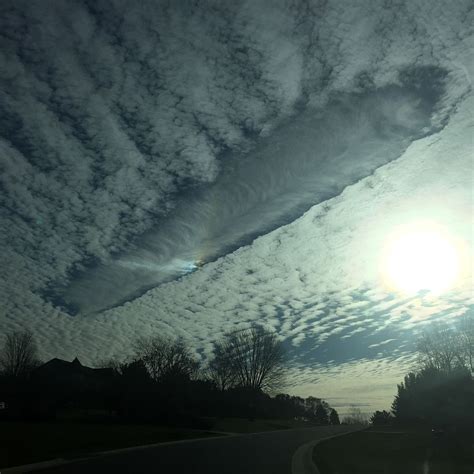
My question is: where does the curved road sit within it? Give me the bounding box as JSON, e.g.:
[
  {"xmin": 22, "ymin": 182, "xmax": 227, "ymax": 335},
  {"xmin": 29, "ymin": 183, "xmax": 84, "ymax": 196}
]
[{"xmin": 36, "ymin": 426, "xmax": 356, "ymax": 474}]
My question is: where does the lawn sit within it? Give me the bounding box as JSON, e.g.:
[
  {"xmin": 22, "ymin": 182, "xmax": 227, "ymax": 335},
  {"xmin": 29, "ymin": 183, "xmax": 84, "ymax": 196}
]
[
  {"xmin": 0, "ymin": 421, "xmax": 219, "ymax": 469},
  {"xmin": 212, "ymin": 416, "xmax": 314, "ymax": 433},
  {"xmin": 0, "ymin": 416, "xmax": 312, "ymax": 469},
  {"xmin": 313, "ymin": 426, "xmax": 473, "ymax": 474}
]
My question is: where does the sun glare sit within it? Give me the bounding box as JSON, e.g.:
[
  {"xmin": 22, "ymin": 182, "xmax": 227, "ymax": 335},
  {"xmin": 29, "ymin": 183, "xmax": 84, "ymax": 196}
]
[{"xmin": 381, "ymin": 223, "xmax": 460, "ymax": 295}]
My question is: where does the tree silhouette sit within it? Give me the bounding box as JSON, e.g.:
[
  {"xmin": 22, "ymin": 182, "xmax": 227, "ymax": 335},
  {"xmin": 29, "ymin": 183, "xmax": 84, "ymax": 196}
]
[
  {"xmin": 0, "ymin": 329, "xmax": 342, "ymax": 427},
  {"xmin": 392, "ymin": 366, "xmax": 473, "ymax": 426},
  {"xmin": 342, "ymin": 406, "xmax": 368, "ymax": 425},
  {"xmin": 133, "ymin": 335, "xmax": 199, "ymax": 383},
  {"xmin": 417, "ymin": 326, "xmax": 459, "ymax": 372},
  {"xmin": 393, "ymin": 315, "xmax": 474, "ymax": 428},
  {"xmin": 207, "ymin": 342, "xmax": 237, "ymax": 391},
  {"xmin": 314, "ymin": 403, "xmax": 329, "ymax": 425},
  {"xmin": 212, "ymin": 326, "xmax": 285, "ymax": 391},
  {"xmin": 370, "ymin": 410, "xmax": 393, "ymax": 425},
  {"xmin": 458, "ymin": 311, "xmax": 474, "ymax": 373},
  {"xmin": 416, "ymin": 312, "xmax": 474, "ymax": 373},
  {"xmin": 329, "ymin": 408, "xmax": 340, "ymax": 425},
  {"xmin": 0, "ymin": 330, "xmax": 40, "ymax": 378},
  {"xmin": 304, "ymin": 396, "xmax": 331, "ymax": 425}
]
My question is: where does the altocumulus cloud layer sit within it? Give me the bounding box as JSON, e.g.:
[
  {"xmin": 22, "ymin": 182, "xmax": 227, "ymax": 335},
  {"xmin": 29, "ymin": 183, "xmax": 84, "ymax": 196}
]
[
  {"xmin": 64, "ymin": 78, "xmax": 448, "ymax": 314},
  {"xmin": 0, "ymin": 0, "xmax": 473, "ymax": 411}
]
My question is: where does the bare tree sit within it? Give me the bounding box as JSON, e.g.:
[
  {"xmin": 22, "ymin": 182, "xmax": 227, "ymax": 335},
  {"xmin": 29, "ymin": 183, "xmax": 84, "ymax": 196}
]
[
  {"xmin": 416, "ymin": 315, "xmax": 474, "ymax": 373},
  {"xmin": 213, "ymin": 326, "xmax": 285, "ymax": 392},
  {"xmin": 133, "ymin": 335, "xmax": 199, "ymax": 382},
  {"xmin": 457, "ymin": 312, "xmax": 474, "ymax": 373},
  {"xmin": 0, "ymin": 330, "xmax": 40, "ymax": 378},
  {"xmin": 207, "ymin": 342, "xmax": 237, "ymax": 391},
  {"xmin": 342, "ymin": 406, "xmax": 369, "ymax": 425},
  {"xmin": 416, "ymin": 325, "xmax": 458, "ymax": 372}
]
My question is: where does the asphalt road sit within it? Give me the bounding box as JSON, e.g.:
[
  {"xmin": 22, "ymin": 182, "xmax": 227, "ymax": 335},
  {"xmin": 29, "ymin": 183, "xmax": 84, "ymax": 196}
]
[{"xmin": 36, "ymin": 425, "xmax": 356, "ymax": 474}]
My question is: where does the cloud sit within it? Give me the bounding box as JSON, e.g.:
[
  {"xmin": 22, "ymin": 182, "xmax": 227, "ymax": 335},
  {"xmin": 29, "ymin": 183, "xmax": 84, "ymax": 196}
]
[
  {"xmin": 2, "ymin": 87, "xmax": 472, "ymax": 411},
  {"xmin": 368, "ymin": 339, "xmax": 397, "ymax": 349},
  {"xmin": 0, "ymin": 0, "xmax": 473, "ymax": 412},
  {"xmin": 62, "ymin": 77, "xmax": 449, "ymax": 314}
]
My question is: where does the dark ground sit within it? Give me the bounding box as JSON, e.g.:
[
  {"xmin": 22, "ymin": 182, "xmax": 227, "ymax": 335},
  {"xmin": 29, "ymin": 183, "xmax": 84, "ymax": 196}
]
[
  {"xmin": 313, "ymin": 425, "xmax": 474, "ymax": 474},
  {"xmin": 0, "ymin": 420, "xmax": 218, "ymax": 469},
  {"xmin": 33, "ymin": 425, "xmax": 356, "ymax": 474},
  {"xmin": 0, "ymin": 417, "xmax": 337, "ymax": 470}
]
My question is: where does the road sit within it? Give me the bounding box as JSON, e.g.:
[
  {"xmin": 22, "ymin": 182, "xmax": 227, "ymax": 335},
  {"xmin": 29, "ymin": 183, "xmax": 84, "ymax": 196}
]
[{"xmin": 36, "ymin": 426, "xmax": 356, "ymax": 474}]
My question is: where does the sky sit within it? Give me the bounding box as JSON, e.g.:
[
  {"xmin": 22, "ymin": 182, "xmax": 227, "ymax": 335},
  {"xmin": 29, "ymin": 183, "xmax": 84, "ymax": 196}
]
[{"xmin": 0, "ymin": 0, "xmax": 473, "ymax": 415}]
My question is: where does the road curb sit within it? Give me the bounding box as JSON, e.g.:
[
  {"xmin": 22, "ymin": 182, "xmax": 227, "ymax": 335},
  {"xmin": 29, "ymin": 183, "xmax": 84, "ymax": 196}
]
[
  {"xmin": 1, "ymin": 458, "xmax": 69, "ymax": 474},
  {"xmin": 291, "ymin": 427, "xmax": 363, "ymax": 474}
]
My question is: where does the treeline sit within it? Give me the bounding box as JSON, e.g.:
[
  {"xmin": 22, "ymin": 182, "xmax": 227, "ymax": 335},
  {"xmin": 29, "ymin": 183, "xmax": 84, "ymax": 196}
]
[
  {"xmin": 370, "ymin": 312, "xmax": 474, "ymax": 430},
  {"xmin": 0, "ymin": 326, "xmax": 340, "ymax": 428}
]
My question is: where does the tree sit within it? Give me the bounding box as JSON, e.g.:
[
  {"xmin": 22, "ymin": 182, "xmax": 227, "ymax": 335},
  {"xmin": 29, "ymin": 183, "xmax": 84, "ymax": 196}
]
[
  {"xmin": 457, "ymin": 311, "xmax": 474, "ymax": 373},
  {"xmin": 314, "ymin": 403, "xmax": 330, "ymax": 425},
  {"xmin": 207, "ymin": 342, "xmax": 237, "ymax": 391},
  {"xmin": 416, "ymin": 314, "xmax": 474, "ymax": 374},
  {"xmin": 329, "ymin": 408, "xmax": 340, "ymax": 425},
  {"xmin": 391, "ymin": 366, "xmax": 473, "ymax": 426},
  {"xmin": 416, "ymin": 325, "xmax": 458, "ymax": 373},
  {"xmin": 0, "ymin": 330, "xmax": 40, "ymax": 378},
  {"xmin": 342, "ymin": 406, "xmax": 368, "ymax": 425},
  {"xmin": 370, "ymin": 410, "xmax": 393, "ymax": 425},
  {"xmin": 121, "ymin": 359, "xmax": 151, "ymax": 383},
  {"xmin": 273, "ymin": 394, "xmax": 306, "ymax": 419},
  {"xmin": 213, "ymin": 326, "xmax": 285, "ymax": 392},
  {"xmin": 96, "ymin": 357, "xmax": 129, "ymax": 375},
  {"xmin": 304, "ymin": 396, "xmax": 330, "ymax": 425},
  {"xmin": 133, "ymin": 335, "xmax": 199, "ymax": 383}
]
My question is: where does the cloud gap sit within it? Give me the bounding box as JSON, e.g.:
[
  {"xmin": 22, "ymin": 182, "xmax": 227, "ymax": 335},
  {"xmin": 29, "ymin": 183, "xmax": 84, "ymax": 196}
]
[{"xmin": 59, "ymin": 66, "xmax": 448, "ymax": 315}]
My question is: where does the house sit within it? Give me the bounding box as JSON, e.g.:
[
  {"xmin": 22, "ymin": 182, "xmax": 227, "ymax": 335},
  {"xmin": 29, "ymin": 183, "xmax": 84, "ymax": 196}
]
[
  {"xmin": 0, "ymin": 357, "xmax": 117, "ymax": 420},
  {"xmin": 33, "ymin": 357, "xmax": 115, "ymax": 391},
  {"xmin": 36, "ymin": 358, "xmax": 116, "ymax": 418}
]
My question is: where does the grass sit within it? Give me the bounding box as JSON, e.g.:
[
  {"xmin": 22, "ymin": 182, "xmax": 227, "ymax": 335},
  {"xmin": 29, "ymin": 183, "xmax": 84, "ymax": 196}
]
[
  {"xmin": 0, "ymin": 420, "xmax": 219, "ymax": 469},
  {"xmin": 0, "ymin": 416, "xmax": 312, "ymax": 468},
  {"xmin": 212, "ymin": 417, "xmax": 314, "ymax": 433},
  {"xmin": 313, "ymin": 425, "xmax": 474, "ymax": 474}
]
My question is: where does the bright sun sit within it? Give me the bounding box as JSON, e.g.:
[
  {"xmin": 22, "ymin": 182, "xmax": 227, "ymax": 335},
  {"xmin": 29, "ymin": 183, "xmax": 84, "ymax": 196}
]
[{"xmin": 381, "ymin": 224, "xmax": 460, "ymax": 295}]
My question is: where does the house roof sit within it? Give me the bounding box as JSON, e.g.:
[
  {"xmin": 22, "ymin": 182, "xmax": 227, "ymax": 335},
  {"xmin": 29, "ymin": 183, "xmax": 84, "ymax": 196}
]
[{"xmin": 34, "ymin": 358, "xmax": 115, "ymax": 379}]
